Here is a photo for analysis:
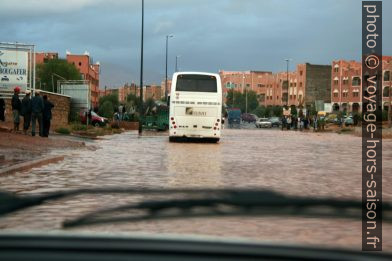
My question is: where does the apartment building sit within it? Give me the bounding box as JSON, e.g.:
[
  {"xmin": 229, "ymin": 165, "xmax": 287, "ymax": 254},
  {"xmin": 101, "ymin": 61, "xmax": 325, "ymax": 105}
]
[
  {"xmin": 219, "ymin": 64, "xmax": 331, "ymax": 111},
  {"xmin": 331, "ymin": 56, "xmax": 392, "ymax": 113},
  {"xmin": 35, "ymin": 51, "xmax": 101, "ymax": 108},
  {"xmin": 66, "ymin": 53, "xmax": 100, "ymax": 108}
]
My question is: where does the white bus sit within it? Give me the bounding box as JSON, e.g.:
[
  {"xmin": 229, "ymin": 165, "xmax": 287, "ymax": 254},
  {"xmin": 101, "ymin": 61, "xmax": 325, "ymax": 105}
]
[{"xmin": 169, "ymin": 72, "xmax": 223, "ymax": 142}]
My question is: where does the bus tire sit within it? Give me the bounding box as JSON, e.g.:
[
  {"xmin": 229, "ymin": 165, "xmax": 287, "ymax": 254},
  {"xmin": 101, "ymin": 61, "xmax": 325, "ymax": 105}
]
[{"xmin": 169, "ymin": 137, "xmax": 177, "ymax": 142}]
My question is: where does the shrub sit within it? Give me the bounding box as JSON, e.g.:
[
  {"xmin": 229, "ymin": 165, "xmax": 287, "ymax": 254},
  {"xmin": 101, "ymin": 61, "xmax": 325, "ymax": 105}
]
[
  {"xmin": 99, "ymin": 93, "xmax": 119, "ymax": 110},
  {"xmin": 382, "ymin": 110, "xmax": 388, "ymax": 121},
  {"xmin": 99, "ymin": 100, "xmax": 114, "ymax": 119},
  {"xmin": 251, "ymin": 106, "xmax": 266, "ymax": 118},
  {"xmin": 111, "ymin": 122, "xmax": 120, "ymax": 129},
  {"xmin": 272, "ymin": 105, "xmax": 283, "ymax": 117},
  {"xmin": 69, "ymin": 109, "xmax": 81, "ymax": 122},
  {"xmin": 352, "ymin": 112, "xmax": 362, "ymax": 125},
  {"xmin": 55, "ymin": 127, "xmax": 71, "ymax": 135},
  {"xmin": 71, "ymin": 123, "xmax": 87, "ymax": 131}
]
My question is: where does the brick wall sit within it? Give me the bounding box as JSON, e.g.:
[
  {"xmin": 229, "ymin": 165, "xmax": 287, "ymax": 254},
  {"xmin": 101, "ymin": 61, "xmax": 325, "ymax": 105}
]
[
  {"xmin": 304, "ymin": 64, "xmax": 332, "ymax": 106},
  {"xmin": 1, "ymin": 90, "xmax": 70, "ymax": 131}
]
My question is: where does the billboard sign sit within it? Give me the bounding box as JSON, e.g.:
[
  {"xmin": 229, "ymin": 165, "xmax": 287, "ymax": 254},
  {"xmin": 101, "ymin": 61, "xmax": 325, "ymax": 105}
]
[
  {"xmin": 0, "ymin": 49, "xmax": 28, "ymax": 91},
  {"xmin": 60, "ymin": 83, "xmax": 90, "ymax": 110}
]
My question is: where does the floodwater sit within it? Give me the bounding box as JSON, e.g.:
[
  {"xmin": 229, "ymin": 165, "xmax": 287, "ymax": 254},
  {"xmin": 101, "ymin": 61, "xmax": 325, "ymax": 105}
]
[{"xmin": 1, "ymin": 128, "xmax": 392, "ymax": 251}]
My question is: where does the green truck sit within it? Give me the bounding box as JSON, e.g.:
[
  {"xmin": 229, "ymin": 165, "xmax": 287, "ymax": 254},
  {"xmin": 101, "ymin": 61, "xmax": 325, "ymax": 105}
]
[{"xmin": 142, "ymin": 103, "xmax": 169, "ymax": 131}]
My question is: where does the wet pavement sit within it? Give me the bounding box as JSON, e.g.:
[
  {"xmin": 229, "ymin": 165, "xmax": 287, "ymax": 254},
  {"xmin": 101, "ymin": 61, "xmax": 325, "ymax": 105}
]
[{"xmin": 1, "ymin": 128, "xmax": 392, "ymax": 251}]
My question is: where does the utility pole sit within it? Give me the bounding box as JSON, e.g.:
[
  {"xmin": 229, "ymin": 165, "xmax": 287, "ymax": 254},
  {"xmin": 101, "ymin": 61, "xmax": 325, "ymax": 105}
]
[
  {"xmin": 165, "ymin": 34, "xmax": 173, "ymax": 101},
  {"xmin": 242, "ymin": 73, "xmax": 246, "ymax": 112},
  {"xmin": 389, "ymin": 69, "xmax": 391, "ymax": 128},
  {"xmin": 283, "ymin": 59, "xmax": 292, "ymax": 130},
  {"xmin": 138, "ymin": 0, "xmax": 144, "ymax": 135},
  {"xmin": 284, "ymin": 59, "xmax": 291, "ymax": 109},
  {"xmin": 175, "ymin": 55, "xmax": 180, "ymax": 72}
]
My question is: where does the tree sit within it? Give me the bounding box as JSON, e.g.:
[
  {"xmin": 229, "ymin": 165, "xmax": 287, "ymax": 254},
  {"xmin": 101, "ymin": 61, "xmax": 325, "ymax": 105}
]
[
  {"xmin": 99, "ymin": 93, "xmax": 119, "ymax": 111},
  {"xmin": 265, "ymin": 106, "xmax": 272, "ymax": 117},
  {"xmin": 272, "ymin": 105, "xmax": 283, "ymax": 117},
  {"xmin": 290, "ymin": 105, "xmax": 297, "ymax": 116},
  {"xmin": 226, "ymin": 89, "xmax": 257, "ymax": 113},
  {"xmin": 143, "ymin": 98, "xmax": 156, "ymax": 115},
  {"xmin": 252, "ymin": 106, "xmax": 266, "ymax": 118},
  {"xmin": 245, "ymin": 90, "xmax": 258, "ymax": 113},
  {"xmin": 98, "ymin": 100, "xmax": 114, "ymax": 119},
  {"xmin": 126, "ymin": 93, "xmax": 142, "ymax": 114},
  {"xmin": 36, "ymin": 59, "xmax": 82, "ymax": 92}
]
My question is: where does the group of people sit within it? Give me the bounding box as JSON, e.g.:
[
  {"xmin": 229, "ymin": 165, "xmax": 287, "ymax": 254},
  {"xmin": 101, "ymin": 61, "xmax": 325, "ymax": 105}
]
[
  {"xmin": 7, "ymin": 86, "xmax": 54, "ymax": 137},
  {"xmin": 281, "ymin": 115, "xmax": 325, "ymax": 131}
]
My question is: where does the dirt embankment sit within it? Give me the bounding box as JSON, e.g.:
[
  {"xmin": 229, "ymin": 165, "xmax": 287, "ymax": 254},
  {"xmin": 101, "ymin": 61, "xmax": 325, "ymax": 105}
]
[
  {"xmin": 0, "ymin": 130, "xmax": 86, "ymax": 174},
  {"xmin": 0, "ymin": 131, "xmax": 85, "ymax": 151}
]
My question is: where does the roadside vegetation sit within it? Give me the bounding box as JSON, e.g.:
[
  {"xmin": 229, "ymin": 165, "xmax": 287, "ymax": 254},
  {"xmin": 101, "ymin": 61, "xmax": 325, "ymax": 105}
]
[{"xmin": 36, "ymin": 59, "xmax": 82, "ymax": 92}]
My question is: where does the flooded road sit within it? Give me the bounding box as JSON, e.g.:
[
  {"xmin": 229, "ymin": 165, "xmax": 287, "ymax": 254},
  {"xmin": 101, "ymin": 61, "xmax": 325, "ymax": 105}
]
[{"xmin": 1, "ymin": 128, "xmax": 392, "ymax": 250}]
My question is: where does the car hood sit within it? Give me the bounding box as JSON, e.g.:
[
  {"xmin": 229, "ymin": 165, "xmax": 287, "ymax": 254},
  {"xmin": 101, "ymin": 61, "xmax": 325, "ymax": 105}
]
[{"xmin": 0, "ymin": 231, "xmax": 390, "ymax": 260}]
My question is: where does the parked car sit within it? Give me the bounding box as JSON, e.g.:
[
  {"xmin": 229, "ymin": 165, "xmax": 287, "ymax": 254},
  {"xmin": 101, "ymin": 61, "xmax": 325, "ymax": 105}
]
[
  {"xmin": 241, "ymin": 113, "xmax": 257, "ymax": 123},
  {"xmin": 80, "ymin": 110, "xmax": 108, "ymax": 127},
  {"xmin": 325, "ymin": 113, "xmax": 337, "ymax": 123},
  {"xmin": 344, "ymin": 116, "xmax": 354, "ymax": 126},
  {"xmin": 255, "ymin": 118, "xmax": 272, "ymax": 128},
  {"xmin": 268, "ymin": 117, "xmax": 282, "ymax": 127}
]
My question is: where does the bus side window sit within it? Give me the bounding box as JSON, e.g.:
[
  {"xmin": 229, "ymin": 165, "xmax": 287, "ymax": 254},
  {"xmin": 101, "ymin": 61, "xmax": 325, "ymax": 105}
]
[{"xmin": 167, "ymin": 96, "xmax": 170, "ymax": 106}]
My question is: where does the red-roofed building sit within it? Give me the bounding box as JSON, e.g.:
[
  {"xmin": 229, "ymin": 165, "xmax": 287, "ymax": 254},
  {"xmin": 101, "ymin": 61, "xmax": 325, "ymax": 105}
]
[{"xmin": 66, "ymin": 53, "xmax": 100, "ymax": 108}]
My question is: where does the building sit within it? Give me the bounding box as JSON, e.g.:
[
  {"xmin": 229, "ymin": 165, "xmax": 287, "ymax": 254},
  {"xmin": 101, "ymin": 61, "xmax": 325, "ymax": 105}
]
[
  {"xmin": 219, "ymin": 70, "xmax": 272, "ymax": 99},
  {"xmin": 331, "ymin": 56, "xmax": 392, "ymax": 113},
  {"xmin": 300, "ymin": 63, "xmax": 331, "ymax": 110},
  {"xmin": 66, "ymin": 52, "xmax": 100, "ymax": 108},
  {"xmin": 35, "ymin": 52, "xmax": 58, "ymax": 64},
  {"xmin": 219, "ymin": 64, "xmax": 331, "ymax": 112},
  {"xmin": 382, "ymin": 57, "xmax": 392, "ymax": 112},
  {"xmin": 161, "ymin": 79, "xmax": 172, "ymax": 98},
  {"xmin": 35, "ymin": 51, "xmax": 101, "ymax": 108},
  {"xmin": 331, "ymin": 60, "xmax": 362, "ymax": 112},
  {"xmin": 100, "ymin": 83, "xmax": 163, "ymax": 104}
]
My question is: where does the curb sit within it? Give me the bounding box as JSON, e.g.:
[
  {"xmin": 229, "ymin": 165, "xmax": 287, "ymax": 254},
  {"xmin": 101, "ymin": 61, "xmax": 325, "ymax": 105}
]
[{"xmin": 0, "ymin": 156, "xmax": 65, "ymax": 176}]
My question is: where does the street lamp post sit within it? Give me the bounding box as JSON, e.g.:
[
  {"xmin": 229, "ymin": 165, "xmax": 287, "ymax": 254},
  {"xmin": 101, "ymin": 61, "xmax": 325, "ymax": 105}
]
[
  {"xmin": 284, "ymin": 58, "xmax": 292, "ymax": 109},
  {"xmin": 389, "ymin": 69, "xmax": 391, "ymax": 128},
  {"xmin": 51, "ymin": 73, "xmax": 66, "ymax": 93},
  {"xmin": 175, "ymin": 55, "xmax": 180, "ymax": 72},
  {"xmin": 165, "ymin": 34, "xmax": 174, "ymax": 101},
  {"xmin": 282, "ymin": 58, "xmax": 292, "ymax": 130},
  {"xmin": 138, "ymin": 0, "xmax": 144, "ymax": 135},
  {"xmin": 242, "ymin": 73, "xmax": 246, "ymax": 112}
]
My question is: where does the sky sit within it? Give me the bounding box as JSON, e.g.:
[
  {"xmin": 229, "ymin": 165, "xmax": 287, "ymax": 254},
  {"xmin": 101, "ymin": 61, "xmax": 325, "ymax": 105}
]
[{"xmin": 1, "ymin": 0, "xmax": 391, "ymax": 88}]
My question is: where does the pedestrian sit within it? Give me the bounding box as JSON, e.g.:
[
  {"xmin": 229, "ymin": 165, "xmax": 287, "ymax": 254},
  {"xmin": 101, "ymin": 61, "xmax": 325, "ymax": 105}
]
[
  {"xmin": 43, "ymin": 95, "xmax": 54, "ymax": 137},
  {"xmin": 21, "ymin": 90, "xmax": 32, "ymax": 135},
  {"xmin": 118, "ymin": 104, "xmax": 123, "ymax": 121},
  {"xmin": 113, "ymin": 109, "xmax": 120, "ymax": 128},
  {"xmin": 286, "ymin": 116, "xmax": 291, "ymax": 130},
  {"xmin": 0, "ymin": 94, "xmax": 5, "ymax": 122},
  {"xmin": 11, "ymin": 86, "xmax": 22, "ymax": 132},
  {"xmin": 313, "ymin": 115, "xmax": 318, "ymax": 132},
  {"xmin": 31, "ymin": 90, "xmax": 44, "ymax": 137},
  {"xmin": 293, "ymin": 116, "xmax": 297, "ymax": 130},
  {"xmin": 281, "ymin": 116, "xmax": 286, "ymax": 130}
]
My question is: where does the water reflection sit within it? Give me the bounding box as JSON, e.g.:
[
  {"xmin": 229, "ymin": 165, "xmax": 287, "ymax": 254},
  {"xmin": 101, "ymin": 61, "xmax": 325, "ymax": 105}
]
[{"xmin": 167, "ymin": 141, "xmax": 222, "ymax": 188}]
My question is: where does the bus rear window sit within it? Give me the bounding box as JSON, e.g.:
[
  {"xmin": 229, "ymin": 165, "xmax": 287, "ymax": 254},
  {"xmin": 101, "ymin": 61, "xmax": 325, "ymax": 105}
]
[{"xmin": 176, "ymin": 74, "xmax": 217, "ymax": 92}]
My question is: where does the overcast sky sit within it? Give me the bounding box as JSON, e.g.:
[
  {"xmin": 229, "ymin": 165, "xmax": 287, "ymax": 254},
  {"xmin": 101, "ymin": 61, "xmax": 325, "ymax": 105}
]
[{"xmin": 1, "ymin": 0, "xmax": 391, "ymax": 88}]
